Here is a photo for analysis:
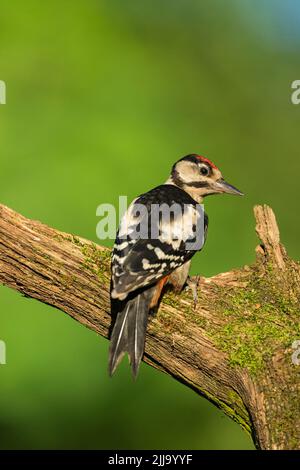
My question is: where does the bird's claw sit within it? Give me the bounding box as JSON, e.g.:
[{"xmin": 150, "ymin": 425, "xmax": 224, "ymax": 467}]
[{"xmin": 186, "ymin": 275, "xmax": 201, "ymax": 310}]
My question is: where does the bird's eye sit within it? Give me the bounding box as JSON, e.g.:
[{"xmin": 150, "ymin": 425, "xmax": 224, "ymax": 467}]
[{"xmin": 200, "ymin": 166, "xmax": 209, "ymax": 176}]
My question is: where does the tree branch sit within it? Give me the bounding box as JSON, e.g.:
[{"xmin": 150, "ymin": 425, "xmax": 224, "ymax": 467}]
[{"xmin": 0, "ymin": 203, "xmax": 299, "ymax": 449}]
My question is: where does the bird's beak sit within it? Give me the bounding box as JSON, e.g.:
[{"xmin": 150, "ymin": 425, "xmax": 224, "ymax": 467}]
[{"xmin": 215, "ymin": 178, "xmax": 244, "ymax": 196}]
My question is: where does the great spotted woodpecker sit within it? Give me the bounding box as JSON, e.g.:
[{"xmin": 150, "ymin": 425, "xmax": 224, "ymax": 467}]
[{"xmin": 109, "ymin": 154, "xmax": 243, "ymax": 377}]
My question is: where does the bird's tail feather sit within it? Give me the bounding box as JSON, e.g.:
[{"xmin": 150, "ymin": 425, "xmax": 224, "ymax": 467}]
[{"xmin": 109, "ymin": 286, "xmax": 155, "ymax": 378}]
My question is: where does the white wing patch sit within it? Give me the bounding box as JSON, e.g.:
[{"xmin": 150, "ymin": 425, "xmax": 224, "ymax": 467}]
[
  {"xmin": 159, "ymin": 204, "xmax": 201, "ymax": 250},
  {"xmin": 142, "ymin": 258, "xmax": 161, "ymax": 270}
]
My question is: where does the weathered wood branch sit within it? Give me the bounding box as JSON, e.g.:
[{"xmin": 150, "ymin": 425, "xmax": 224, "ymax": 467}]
[{"xmin": 0, "ymin": 203, "xmax": 299, "ymax": 449}]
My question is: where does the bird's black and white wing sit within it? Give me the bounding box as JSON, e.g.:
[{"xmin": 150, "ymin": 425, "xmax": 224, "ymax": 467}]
[{"xmin": 111, "ymin": 184, "xmax": 208, "ymax": 300}]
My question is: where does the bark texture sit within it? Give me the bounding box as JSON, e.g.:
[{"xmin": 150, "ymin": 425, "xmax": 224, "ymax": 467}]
[{"xmin": 0, "ymin": 203, "xmax": 299, "ymax": 449}]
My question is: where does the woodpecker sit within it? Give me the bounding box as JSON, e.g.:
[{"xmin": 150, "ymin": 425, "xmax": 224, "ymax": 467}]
[{"xmin": 109, "ymin": 154, "xmax": 243, "ymax": 377}]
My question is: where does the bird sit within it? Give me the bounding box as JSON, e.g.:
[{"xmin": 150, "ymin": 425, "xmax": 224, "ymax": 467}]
[{"xmin": 108, "ymin": 154, "xmax": 243, "ymax": 377}]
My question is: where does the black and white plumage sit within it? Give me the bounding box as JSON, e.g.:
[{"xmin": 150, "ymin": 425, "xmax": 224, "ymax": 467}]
[
  {"xmin": 111, "ymin": 185, "xmax": 207, "ymax": 299},
  {"xmin": 108, "ymin": 154, "xmax": 243, "ymax": 377}
]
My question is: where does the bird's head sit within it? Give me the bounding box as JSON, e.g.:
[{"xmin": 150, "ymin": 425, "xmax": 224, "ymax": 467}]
[{"xmin": 169, "ymin": 154, "xmax": 243, "ymax": 202}]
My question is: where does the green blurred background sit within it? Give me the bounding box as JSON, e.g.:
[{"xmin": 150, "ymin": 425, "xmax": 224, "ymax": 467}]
[{"xmin": 0, "ymin": 0, "xmax": 299, "ymax": 450}]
